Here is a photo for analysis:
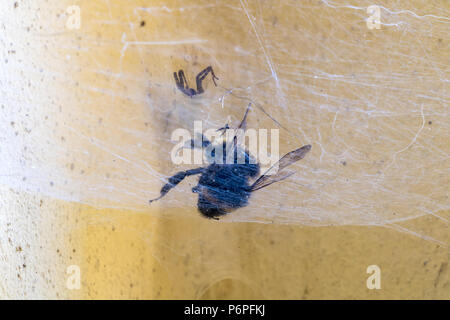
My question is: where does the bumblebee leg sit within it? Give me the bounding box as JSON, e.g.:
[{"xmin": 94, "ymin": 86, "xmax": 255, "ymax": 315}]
[
  {"xmin": 232, "ymin": 103, "xmax": 251, "ymax": 149},
  {"xmin": 238, "ymin": 103, "xmax": 251, "ymax": 131},
  {"xmin": 149, "ymin": 167, "xmax": 204, "ymax": 203},
  {"xmin": 177, "ymin": 133, "xmax": 211, "ymax": 151},
  {"xmin": 216, "ymin": 123, "xmax": 230, "ymax": 136}
]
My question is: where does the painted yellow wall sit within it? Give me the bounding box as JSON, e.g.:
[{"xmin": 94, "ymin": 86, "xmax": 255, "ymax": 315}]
[{"xmin": 0, "ymin": 0, "xmax": 448, "ymax": 299}]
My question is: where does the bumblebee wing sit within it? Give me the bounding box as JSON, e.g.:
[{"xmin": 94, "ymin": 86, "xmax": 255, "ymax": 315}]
[
  {"xmin": 250, "ymin": 170, "xmax": 296, "ymax": 191},
  {"xmin": 250, "ymin": 145, "xmax": 311, "ymax": 191}
]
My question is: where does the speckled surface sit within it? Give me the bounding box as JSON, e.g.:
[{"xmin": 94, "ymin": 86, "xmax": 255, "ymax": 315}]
[
  {"xmin": 0, "ymin": 0, "xmax": 448, "ymax": 299},
  {"xmin": 0, "ymin": 186, "xmax": 82, "ymax": 299}
]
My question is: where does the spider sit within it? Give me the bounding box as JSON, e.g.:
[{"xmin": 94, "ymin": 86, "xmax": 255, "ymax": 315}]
[
  {"xmin": 173, "ymin": 66, "xmax": 219, "ymax": 97},
  {"xmin": 149, "ymin": 104, "xmax": 312, "ymax": 220}
]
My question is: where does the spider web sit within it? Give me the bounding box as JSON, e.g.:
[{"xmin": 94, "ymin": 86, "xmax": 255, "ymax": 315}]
[{"xmin": 0, "ymin": 0, "xmax": 448, "ymax": 247}]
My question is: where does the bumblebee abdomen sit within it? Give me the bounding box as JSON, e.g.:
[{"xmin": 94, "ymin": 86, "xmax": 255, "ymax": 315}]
[{"xmin": 196, "ymin": 188, "xmax": 250, "ymax": 219}]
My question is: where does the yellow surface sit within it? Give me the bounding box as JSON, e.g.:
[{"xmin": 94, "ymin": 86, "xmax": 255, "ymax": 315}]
[{"xmin": 0, "ymin": 0, "xmax": 448, "ymax": 299}]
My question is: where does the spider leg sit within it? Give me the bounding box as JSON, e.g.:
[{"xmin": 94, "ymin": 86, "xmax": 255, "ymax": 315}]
[
  {"xmin": 202, "ymin": 66, "xmax": 219, "ymax": 85},
  {"xmin": 173, "ymin": 71, "xmax": 183, "ymax": 90},
  {"xmin": 174, "ymin": 70, "xmax": 195, "ymax": 96},
  {"xmin": 149, "ymin": 167, "xmax": 204, "ymax": 203},
  {"xmin": 196, "ymin": 66, "xmax": 218, "ymax": 94},
  {"xmin": 178, "ymin": 70, "xmax": 190, "ymax": 90},
  {"xmin": 210, "ymin": 67, "xmax": 219, "ymax": 84}
]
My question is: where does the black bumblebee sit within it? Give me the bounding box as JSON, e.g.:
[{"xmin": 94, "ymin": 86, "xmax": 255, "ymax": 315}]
[{"xmin": 150, "ymin": 104, "xmax": 311, "ymax": 220}]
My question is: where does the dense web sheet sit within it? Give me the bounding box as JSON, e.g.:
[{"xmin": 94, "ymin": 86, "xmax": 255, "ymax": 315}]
[{"xmin": 0, "ymin": 1, "xmax": 448, "ymax": 245}]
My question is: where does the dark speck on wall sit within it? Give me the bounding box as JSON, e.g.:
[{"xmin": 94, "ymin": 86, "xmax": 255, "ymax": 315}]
[{"xmin": 140, "ymin": 21, "xmax": 146, "ymax": 27}]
